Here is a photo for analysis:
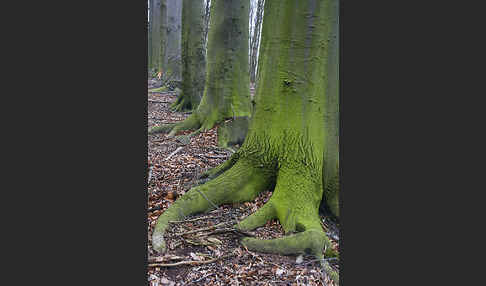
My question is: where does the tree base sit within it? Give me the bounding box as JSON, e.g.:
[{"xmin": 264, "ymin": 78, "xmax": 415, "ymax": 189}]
[
  {"xmin": 148, "ymin": 112, "xmax": 249, "ymax": 149},
  {"xmin": 152, "ymin": 150, "xmax": 338, "ymax": 284},
  {"xmin": 217, "ymin": 117, "xmax": 249, "ymax": 148},
  {"xmin": 170, "ymin": 93, "xmax": 194, "ymax": 112}
]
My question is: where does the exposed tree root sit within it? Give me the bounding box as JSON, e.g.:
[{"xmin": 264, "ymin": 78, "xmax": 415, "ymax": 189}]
[
  {"xmin": 152, "ymin": 159, "xmax": 273, "ymax": 253},
  {"xmin": 167, "ymin": 113, "xmax": 203, "ymax": 137},
  {"xmin": 153, "ymin": 157, "xmax": 336, "ymax": 258},
  {"xmin": 170, "ymin": 93, "xmax": 193, "ymax": 112},
  {"xmin": 237, "ymin": 202, "xmax": 276, "ymax": 231},
  {"xmin": 148, "ymin": 123, "xmax": 176, "ymax": 135},
  {"xmin": 148, "ymin": 112, "xmax": 242, "ymax": 148},
  {"xmin": 152, "ymin": 145, "xmax": 338, "ymax": 284},
  {"xmin": 198, "ymin": 152, "xmax": 239, "ymax": 180},
  {"xmin": 148, "ymin": 113, "xmax": 200, "ymax": 136}
]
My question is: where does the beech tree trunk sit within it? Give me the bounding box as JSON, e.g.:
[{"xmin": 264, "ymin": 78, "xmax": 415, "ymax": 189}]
[
  {"xmin": 165, "ymin": 0, "xmax": 182, "ymax": 82},
  {"xmin": 148, "ymin": 0, "xmax": 153, "ymax": 72},
  {"xmin": 249, "ymin": 0, "xmax": 264, "ymax": 84},
  {"xmin": 149, "ymin": 0, "xmax": 166, "ymax": 73},
  {"xmin": 170, "ymin": 0, "xmax": 207, "ymax": 112}
]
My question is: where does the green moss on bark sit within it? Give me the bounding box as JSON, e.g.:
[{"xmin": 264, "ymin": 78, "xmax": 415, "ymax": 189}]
[{"xmin": 171, "ymin": 0, "xmax": 207, "ymax": 112}]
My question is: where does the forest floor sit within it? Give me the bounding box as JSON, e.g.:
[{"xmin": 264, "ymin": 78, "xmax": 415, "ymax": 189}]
[{"xmin": 147, "ymin": 79, "xmax": 340, "ymax": 286}]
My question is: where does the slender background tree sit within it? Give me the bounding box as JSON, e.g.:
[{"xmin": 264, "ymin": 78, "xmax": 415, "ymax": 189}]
[{"xmin": 249, "ymin": 0, "xmax": 264, "ymax": 85}]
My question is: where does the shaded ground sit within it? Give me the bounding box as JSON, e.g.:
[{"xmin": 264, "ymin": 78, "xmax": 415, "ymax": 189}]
[{"xmin": 147, "ymin": 82, "xmax": 340, "ymax": 286}]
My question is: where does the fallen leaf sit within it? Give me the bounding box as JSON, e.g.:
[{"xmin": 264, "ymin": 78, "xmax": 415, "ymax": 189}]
[
  {"xmin": 296, "ymin": 254, "xmax": 304, "ymax": 264},
  {"xmin": 190, "ymin": 252, "xmax": 202, "ymax": 261}
]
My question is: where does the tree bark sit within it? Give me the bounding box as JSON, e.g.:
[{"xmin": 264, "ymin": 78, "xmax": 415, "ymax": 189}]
[
  {"xmin": 149, "ymin": 0, "xmax": 166, "ymax": 74},
  {"xmin": 170, "ymin": 0, "xmax": 207, "ymax": 112},
  {"xmin": 150, "ymin": 0, "xmax": 161, "ymax": 73},
  {"xmin": 149, "ymin": 0, "xmax": 252, "ymax": 146},
  {"xmin": 204, "ymin": 0, "xmax": 211, "ymax": 52},
  {"xmin": 165, "ymin": 0, "xmax": 182, "ymax": 82},
  {"xmin": 148, "ymin": 0, "xmax": 153, "ymax": 72},
  {"xmin": 321, "ymin": 0, "xmax": 339, "ymax": 218},
  {"xmin": 249, "ymin": 0, "xmax": 264, "ymax": 84}
]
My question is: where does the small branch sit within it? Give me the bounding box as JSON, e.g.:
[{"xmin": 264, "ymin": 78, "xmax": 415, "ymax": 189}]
[
  {"xmin": 165, "ymin": 146, "xmax": 183, "ymax": 161},
  {"xmin": 202, "ymin": 154, "xmax": 229, "ymax": 159},
  {"xmin": 303, "ymin": 257, "xmax": 339, "ymax": 266},
  {"xmin": 169, "ymin": 215, "xmax": 213, "ymax": 224},
  {"xmin": 197, "ymin": 227, "xmax": 256, "ymax": 238},
  {"xmin": 148, "ymin": 255, "xmax": 185, "ymax": 263},
  {"xmin": 148, "ymin": 253, "xmax": 234, "ymax": 268},
  {"xmin": 173, "ymin": 222, "xmax": 230, "ymax": 236},
  {"xmin": 148, "ymin": 99, "xmax": 172, "ymax": 104},
  {"xmin": 147, "ymin": 166, "xmax": 154, "ymax": 185},
  {"xmin": 148, "ymin": 205, "xmax": 162, "ymax": 213}
]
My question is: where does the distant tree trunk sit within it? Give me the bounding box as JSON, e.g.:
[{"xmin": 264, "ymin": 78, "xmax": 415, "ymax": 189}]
[
  {"xmin": 148, "ymin": 0, "xmax": 153, "ymax": 72},
  {"xmin": 158, "ymin": 0, "xmax": 167, "ymax": 73},
  {"xmin": 165, "ymin": 0, "xmax": 182, "ymax": 82},
  {"xmin": 204, "ymin": 0, "xmax": 211, "ymax": 52},
  {"xmin": 149, "ymin": 0, "xmax": 160, "ymax": 73},
  {"xmin": 152, "ymin": 1, "xmax": 339, "ymax": 283},
  {"xmin": 249, "ymin": 0, "xmax": 264, "ymax": 84},
  {"xmin": 149, "ymin": 0, "xmax": 252, "ymax": 148},
  {"xmin": 149, "ymin": 0, "xmax": 167, "ymax": 74},
  {"xmin": 170, "ymin": 0, "xmax": 207, "ymax": 112}
]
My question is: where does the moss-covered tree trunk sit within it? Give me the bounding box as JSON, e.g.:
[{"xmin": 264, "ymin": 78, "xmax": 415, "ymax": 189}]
[
  {"xmin": 149, "ymin": 0, "xmax": 252, "ymax": 142},
  {"xmin": 321, "ymin": 0, "xmax": 339, "ymax": 218},
  {"xmin": 150, "ymin": 0, "xmax": 160, "ymax": 73},
  {"xmin": 165, "ymin": 0, "xmax": 182, "ymax": 82},
  {"xmin": 149, "ymin": 0, "xmax": 167, "ymax": 74},
  {"xmin": 152, "ymin": 0, "xmax": 338, "ymax": 280},
  {"xmin": 170, "ymin": 0, "xmax": 207, "ymax": 112}
]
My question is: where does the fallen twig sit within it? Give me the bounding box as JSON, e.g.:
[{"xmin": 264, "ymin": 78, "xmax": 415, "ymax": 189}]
[
  {"xmin": 195, "ymin": 227, "xmax": 255, "ymax": 238},
  {"xmin": 147, "ymin": 166, "xmax": 153, "ymax": 185},
  {"xmin": 148, "ymin": 205, "xmax": 162, "ymax": 213},
  {"xmin": 148, "ymin": 255, "xmax": 185, "ymax": 263},
  {"xmin": 169, "ymin": 215, "xmax": 213, "ymax": 224},
  {"xmin": 165, "ymin": 146, "xmax": 183, "ymax": 161},
  {"xmin": 202, "ymin": 154, "xmax": 229, "ymax": 159},
  {"xmin": 148, "ymin": 99, "xmax": 172, "ymax": 104},
  {"xmin": 174, "ymin": 222, "xmax": 230, "ymax": 236},
  {"xmin": 148, "ymin": 253, "xmax": 234, "ymax": 268},
  {"xmin": 303, "ymin": 257, "xmax": 339, "ymax": 266}
]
